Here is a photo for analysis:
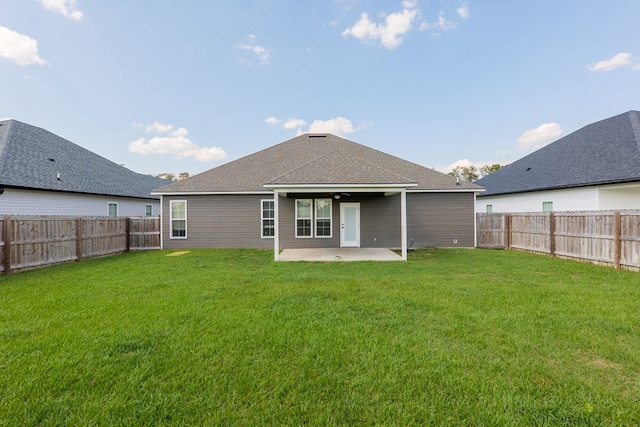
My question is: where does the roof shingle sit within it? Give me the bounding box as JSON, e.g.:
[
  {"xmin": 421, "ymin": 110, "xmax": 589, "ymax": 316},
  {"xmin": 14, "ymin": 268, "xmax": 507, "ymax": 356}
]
[
  {"xmin": 0, "ymin": 119, "xmax": 169, "ymax": 199},
  {"xmin": 155, "ymin": 133, "xmax": 480, "ymax": 193},
  {"xmin": 476, "ymin": 110, "xmax": 640, "ymax": 196}
]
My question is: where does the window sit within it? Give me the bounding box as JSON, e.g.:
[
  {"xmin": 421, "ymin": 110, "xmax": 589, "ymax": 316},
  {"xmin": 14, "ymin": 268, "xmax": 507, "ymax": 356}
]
[
  {"xmin": 261, "ymin": 199, "xmax": 275, "ymax": 238},
  {"xmin": 542, "ymin": 201, "xmax": 553, "ymax": 212},
  {"xmin": 145, "ymin": 204, "xmax": 153, "ymax": 216},
  {"xmin": 486, "ymin": 204, "xmax": 493, "ymax": 214},
  {"xmin": 170, "ymin": 200, "xmax": 187, "ymax": 238},
  {"xmin": 295, "ymin": 199, "xmax": 312, "ymax": 238},
  {"xmin": 108, "ymin": 203, "xmax": 118, "ymax": 217},
  {"xmin": 315, "ymin": 199, "xmax": 332, "ymax": 237}
]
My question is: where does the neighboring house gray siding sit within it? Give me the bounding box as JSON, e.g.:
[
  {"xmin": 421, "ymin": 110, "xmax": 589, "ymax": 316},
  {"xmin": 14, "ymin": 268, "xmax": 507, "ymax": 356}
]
[
  {"xmin": 0, "ymin": 188, "xmax": 158, "ymax": 216},
  {"xmin": 161, "ymin": 192, "xmax": 476, "ymax": 249}
]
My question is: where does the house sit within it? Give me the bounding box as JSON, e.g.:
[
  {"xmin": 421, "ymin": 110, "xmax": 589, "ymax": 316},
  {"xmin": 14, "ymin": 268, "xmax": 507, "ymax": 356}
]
[
  {"xmin": 153, "ymin": 133, "xmax": 484, "ymax": 260},
  {"xmin": 475, "ymin": 110, "xmax": 640, "ymax": 213},
  {"xmin": 0, "ymin": 119, "xmax": 169, "ymax": 216}
]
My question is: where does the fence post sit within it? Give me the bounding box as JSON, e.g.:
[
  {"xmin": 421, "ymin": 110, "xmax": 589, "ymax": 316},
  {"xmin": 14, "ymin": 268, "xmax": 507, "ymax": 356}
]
[
  {"xmin": 126, "ymin": 217, "xmax": 131, "ymax": 252},
  {"xmin": 549, "ymin": 212, "xmax": 556, "ymax": 257},
  {"xmin": 76, "ymin": 217, "xmax": 83, "ymax": 262},
  {"xmin": 3, "ymin": 215, "xmax": 11, "ymax": 276},
  {"xmin": 504, "ymin": 214, "xmax": 511, "ymax": 250},
  {"xmin": 614, "ymin": 211, "xmax": 621, "ymax": 269}
]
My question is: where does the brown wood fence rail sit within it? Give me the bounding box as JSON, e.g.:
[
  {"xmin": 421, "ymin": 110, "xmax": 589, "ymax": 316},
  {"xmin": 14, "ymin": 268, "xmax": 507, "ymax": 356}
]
[
  {"xmin": 477, "ymin": 211, "xmax": 640, "ymax": 271},
  {"xmin": 1, "ymin": 215, "xmax": 160, "ymax": 275}
]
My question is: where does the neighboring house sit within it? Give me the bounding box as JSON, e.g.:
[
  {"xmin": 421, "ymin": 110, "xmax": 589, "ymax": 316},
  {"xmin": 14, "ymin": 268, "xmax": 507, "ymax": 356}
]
[
  {"xmin": 475, "ymin": 110, "xmax": 640, "ymax": 213},
  {"xmin": 153, "ymin": 133, "xmax": 484, "ymax": 260},
  {"xmin": 0, "ymin": 119, "xmax": 169, "ymax": 216}
]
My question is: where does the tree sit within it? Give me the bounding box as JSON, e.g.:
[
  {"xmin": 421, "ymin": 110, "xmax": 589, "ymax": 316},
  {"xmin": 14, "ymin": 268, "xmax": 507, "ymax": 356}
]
[
  {"xmin": 449, "ymin": 165, "xmax": 479, "ymax": 182},
  {"xmin": 154, "ymin": 172, "xmax": 190, "ymax": 181},
  {"xmin": 155, "ymin": 172, "xmax": 176, "ymax": 181},
  {"xmin": 479, "ymin": 163, "xmax": 503, "ymax": 177}
]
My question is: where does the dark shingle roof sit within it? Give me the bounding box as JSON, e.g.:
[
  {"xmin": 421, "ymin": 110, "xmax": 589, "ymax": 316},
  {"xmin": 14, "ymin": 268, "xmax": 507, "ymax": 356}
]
[
  {"xmin": 155, "ymin": 133, "xmax": 480, "ymax": 193},
  {"xmin": 476, "ymin": 110, "xmax": 640, "ymax": 196},
  {"xmin": 0, "ymin": 119, "xmax": 169, "ymax": 199}
]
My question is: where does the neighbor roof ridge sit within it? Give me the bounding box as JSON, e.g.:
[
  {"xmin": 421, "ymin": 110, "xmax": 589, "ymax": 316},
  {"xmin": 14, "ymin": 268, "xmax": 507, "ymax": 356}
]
[
  {"xmin": 0, "ymin": 119, "xmax": 16, "ymax": 182},
  {"xmin": 629, "ymin": 110, "xmax": 640, "ymax": 155}
]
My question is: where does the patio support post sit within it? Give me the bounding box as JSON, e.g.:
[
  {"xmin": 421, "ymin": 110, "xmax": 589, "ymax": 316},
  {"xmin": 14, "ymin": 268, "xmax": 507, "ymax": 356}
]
[
  {"xmin": 401, "ymin": 189, "xmax": 407, "ymax": 261},
  {"xmin": 273, "ymin": 190, "xmax": 280, "ymax": 261}
]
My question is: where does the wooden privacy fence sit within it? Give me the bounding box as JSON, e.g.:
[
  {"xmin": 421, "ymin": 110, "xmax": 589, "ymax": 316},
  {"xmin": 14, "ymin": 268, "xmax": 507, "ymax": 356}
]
[
  {"xmin": 1, "ymin": 216, "xmax": 160, "ymax": 275},
  {"xmin": 477, "ymin": 211, "xmax": 640, "ymax": 271}
]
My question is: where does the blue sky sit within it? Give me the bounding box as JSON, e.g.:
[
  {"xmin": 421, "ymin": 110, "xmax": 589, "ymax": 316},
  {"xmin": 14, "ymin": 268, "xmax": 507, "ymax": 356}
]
[{"xmin": 1, "ymin": 0, "xmax": 639, "ymax": 177}]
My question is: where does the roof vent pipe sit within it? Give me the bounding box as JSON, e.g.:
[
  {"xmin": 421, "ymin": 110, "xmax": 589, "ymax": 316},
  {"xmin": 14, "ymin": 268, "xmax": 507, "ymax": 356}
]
[{"xmin": 56, "ymin": 173, "xmax": 61, "ymax": 181}]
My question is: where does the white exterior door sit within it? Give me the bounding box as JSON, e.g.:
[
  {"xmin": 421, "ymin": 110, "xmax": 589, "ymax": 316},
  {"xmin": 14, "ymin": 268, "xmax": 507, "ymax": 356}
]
[{"xmin": 340, "ymin": 203, "xmax": 360, "ymax": 247}]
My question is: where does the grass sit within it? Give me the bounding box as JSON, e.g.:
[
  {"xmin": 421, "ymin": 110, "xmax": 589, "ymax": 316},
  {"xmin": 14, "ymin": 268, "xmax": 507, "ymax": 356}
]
[{"xmin": 1, "ymin": 248, "xmax": 639, "ymax": 426}]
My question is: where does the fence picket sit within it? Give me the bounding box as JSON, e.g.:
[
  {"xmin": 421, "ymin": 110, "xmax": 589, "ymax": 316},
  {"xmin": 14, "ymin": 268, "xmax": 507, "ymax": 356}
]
[
  {"xmin": 0, "ymin": 216, "xmax": 160, "ymax": 274},
  {"xmin": 477, "ymin": 211, "xmax": 640, "ymax": 272}
]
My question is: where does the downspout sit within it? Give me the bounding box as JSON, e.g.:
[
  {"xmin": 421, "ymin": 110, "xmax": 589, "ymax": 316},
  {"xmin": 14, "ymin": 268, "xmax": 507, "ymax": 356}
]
[
  {"xmin": 273, "ymin": 190, "xmax": 280, "ymax": 261},
  {"xmin": 401, "ymin": 188, "xmax": 407, "ymax": 261}
]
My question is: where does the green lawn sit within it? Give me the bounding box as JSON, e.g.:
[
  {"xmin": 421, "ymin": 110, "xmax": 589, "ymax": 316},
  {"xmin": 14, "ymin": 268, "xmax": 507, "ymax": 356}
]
[{"xmin": 1, "ymin": 249, "xmax": 639, "ymax": 426}]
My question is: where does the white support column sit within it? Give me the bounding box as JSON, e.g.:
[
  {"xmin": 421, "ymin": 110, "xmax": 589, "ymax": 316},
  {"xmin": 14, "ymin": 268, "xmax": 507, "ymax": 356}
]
[
  {"xmin": 273, "ymin": 190, "xmax": 280, "ymax": 261},
  {"xmin": 401, "ymin": 188, "xmax": 407, "ymax": 261},
  {"xmin": 159, "ymin": 195, "xmax": 164, "ymax": 250}
]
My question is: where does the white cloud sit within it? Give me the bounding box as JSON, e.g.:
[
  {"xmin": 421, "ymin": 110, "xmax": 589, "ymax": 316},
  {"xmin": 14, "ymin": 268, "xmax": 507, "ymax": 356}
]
[
  {"xmin": 342, "ymin": 1, "xmax": 420, "ymax": 49},
  {"xmin": 587, "ymin": 52, "xmax": 632, "ymax": 72},
  {"xmin": 457, "ymin": 2, "xmax": 470, "ymax": 19},
  {"xmin": 283, "ymin": 118, "xmax": 307, "ymax": 130},
  {"xmin": 146, "ymin": 121, "xmax": 174, "ymax": 133},
  {"xmin": 236, "ymin": 34, "xmax": 271, "ymax": 66},
  {"xmin": 0, "ymin": 26, "xmax": 48, "ymax": 66},
  {"xmin": 38, "ymin": 0, "xmax": 83, "ymax": 21},
  {"xmin": 306, "ymin": 117, "xmax": 355, "ymax": 136},
  {"xmin": 517, "ymin": 122, "xmax": 563, "ymax": 151},
  {"xmin": 421, "ymin": 11, "xmax": 458, "ymax": 34},
  {"xmin": 129, "ymin": 122, "xmax": 226, "ymax": 163},
  {"xmin": 266, "ymin": 116, "xmax": 362, "ymax": 137}
]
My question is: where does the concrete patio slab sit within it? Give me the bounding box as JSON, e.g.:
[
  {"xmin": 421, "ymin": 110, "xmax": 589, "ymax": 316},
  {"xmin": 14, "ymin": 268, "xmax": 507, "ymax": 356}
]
[{"xmin": 278, "ymin": 248, "xmax": 403, "ymax": 262}]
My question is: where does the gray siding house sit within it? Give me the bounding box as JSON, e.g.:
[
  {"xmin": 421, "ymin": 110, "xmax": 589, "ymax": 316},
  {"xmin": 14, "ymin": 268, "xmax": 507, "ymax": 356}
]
[
  {"xmin": 475, "ymin": 110, "xmax": 640, "ymax": 213},
  {"xmin": 0, "ymin": 119, "xmax": 169, "ymax": 216},
  {"xmin": 154, "ymin": 133, "xmax": 483, "ymax": 260}
]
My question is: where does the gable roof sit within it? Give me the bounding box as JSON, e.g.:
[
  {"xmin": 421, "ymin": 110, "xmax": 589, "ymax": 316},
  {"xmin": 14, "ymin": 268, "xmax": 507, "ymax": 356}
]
[
  {"xmin": 476, "ymin": 110, "xmax": 640, "ymax": 197},
  {"xmin": 154, "ymin": 133, "xmax": 481, "ymax": 193},
  {"xmin": 0, "ymin": 119, "xmax": 169, "ymax": 199}
]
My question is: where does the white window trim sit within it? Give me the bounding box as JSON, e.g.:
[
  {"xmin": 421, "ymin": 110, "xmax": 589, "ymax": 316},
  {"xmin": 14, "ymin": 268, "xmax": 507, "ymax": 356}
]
[
  {"xmin": 314, "ymin": 198, "xmax": 332, "ymax": 238},
  {"xmin": 295, "ymin": 199, "xmax": 313, "ymax": 238},
  {"xmin": 486, "ymin": 204, "xmax": 493, "ymax": 214},
  {"xmin": 261, "ymin": 199, "xmax": 275, "ymax": 239},
  {"xmin": 145, "ymin": 204, "xmax": 153, "ymax": 216},
  {"xmin": 107, "ymin": 202, "xmax": 118, "ymax": 217},
  {"xmin": 542, "ymin": 201, "xmax": 553, "ymax": 212},
  {"xmin": 170, "ymin": 200, "xmax": 187, "ymax": 239}
]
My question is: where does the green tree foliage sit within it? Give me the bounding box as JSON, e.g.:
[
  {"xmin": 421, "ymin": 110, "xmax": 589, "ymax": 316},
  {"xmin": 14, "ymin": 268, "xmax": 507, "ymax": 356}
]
[
  {"xmin": 479, "ymin": 164, "xmax": 503, "ymax": 177},
  {"xmin": 155, "ymin": 172, "xmax": 191, "ymax": 181},
  {"xmin": 449, "ymin": 165, "xmax": 479, "ymax": 182},
  {"xmin": 449, "ymin": 164, "xmax": 503, "ymax": 182}
]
